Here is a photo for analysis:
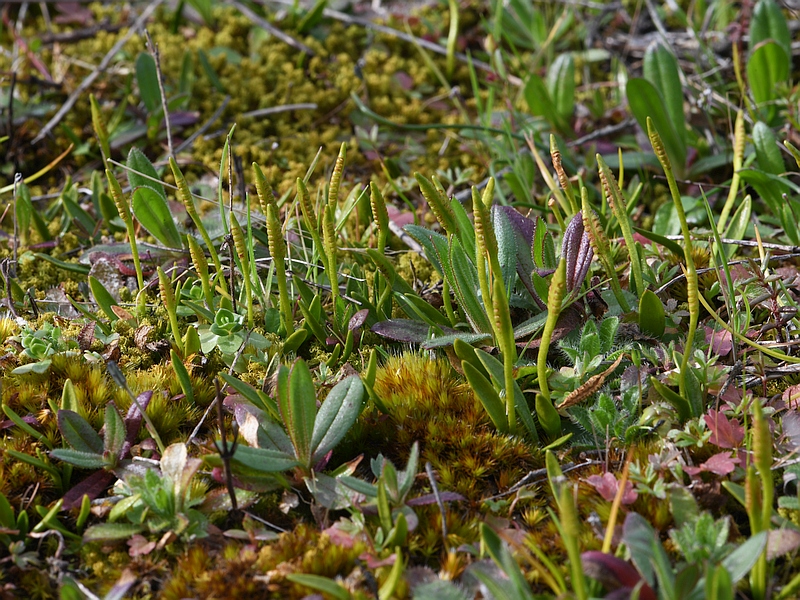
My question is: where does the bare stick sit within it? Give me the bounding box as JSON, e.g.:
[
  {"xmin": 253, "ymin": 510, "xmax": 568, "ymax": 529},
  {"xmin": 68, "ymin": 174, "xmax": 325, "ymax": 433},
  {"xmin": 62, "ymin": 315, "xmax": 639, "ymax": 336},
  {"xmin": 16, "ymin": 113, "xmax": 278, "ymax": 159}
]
[
  {"xmin": 145, "ymin": 29, "xmax": 173, "ymax": 158},
  {"xmin": 425, "ymin": 461, "xmax": 448, "ymax": 547},
  {"xmin": 227, "ymin": 0, "xmax": 315, "ymax": 56},
  {"xmin": 32, "ymin": 0, "xmax": 165, "ymax": 144},
  {"xmin": 215, "ymin": 378, "xmax": 239, "ymax": 512}
]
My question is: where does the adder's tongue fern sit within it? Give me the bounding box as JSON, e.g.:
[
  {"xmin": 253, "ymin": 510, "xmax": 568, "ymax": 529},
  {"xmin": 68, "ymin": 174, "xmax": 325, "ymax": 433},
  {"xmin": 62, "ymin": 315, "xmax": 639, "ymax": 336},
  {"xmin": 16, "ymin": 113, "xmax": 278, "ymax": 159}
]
[
  {"xmin": 229, "ymin": 213, "xmax": 254, "ymax": 329},
  {"xmin": 266, "ymin": 203, "xmax": 294, "ymax": 337},
  {"xmin": 647, "ymin": 117, "xmax": 698, "ymax": 401},
  {"xmin": 471, "ymin": 182, "xmax": 497, "ymax": 330},
  {"xmin": 580, "ymin": 187, "xmax": 629, "ymax": 312},
  {"xmin": 187, "ymin": 235, "xmax": 214, "ymax": 312},
  {"xmin": 369, "ymin": 181, "xmax": 390, "ymax": 253},
  {"xmin": 158, "ymin": 266, "xmax": 184, "ymax": 357},
  {"xmin": 170, "ymin": 157, "xmax": 222, "ymax": 278},
  {"xmin": 416, "ymin": 172, "xmax": 458, "ymax": 236},
  {"xmin": 597, "ymin": 154, "xmax": 644, "ymax": 299},
  {"xmin": 105, "ymin": 170, "xmax": 142, "ymax": 289}
]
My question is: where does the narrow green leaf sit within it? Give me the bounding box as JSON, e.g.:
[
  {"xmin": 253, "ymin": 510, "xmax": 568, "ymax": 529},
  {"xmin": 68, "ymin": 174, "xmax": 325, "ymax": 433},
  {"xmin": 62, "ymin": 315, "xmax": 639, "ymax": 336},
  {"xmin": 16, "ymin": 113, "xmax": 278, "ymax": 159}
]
[
  {"xmin": 463, "ymin": 361, "xmax": 507, "ymax": 432},
  {"xmin": 449, "ymin": 236, "xmax": 493, "ymax": 333},
  {"xmin": 281, "ymin": 359, "xmax": 317, "ymax": 465},
  {"xmin": 83, "ymin": 522, "xmax": 143, "ymax": 541},
  {"xmin": 643, "ymin": 43, "xmax": 686, "ymax": 154},
  {"xmin": 752, "ymin": 121, "xmax": 785, "ymax": 175},
  {"xmin": 58, "ymin": 410, "xmax": 103, "ymax": 455},
  {"xmin": 750, "ymin": 0, "xmax": 791, "ymax": 60},
  {"xmin": 650, "ymin": 377, "xmax": 692, "ymax": 422},
  {"xmin": 132, "ymin": 187, "xmax": 182, "ymax": 249},
  {"xmin": 480, "ymin": 523, "xmax": 535, "ymax": 600},
  {"xmin": 88, "ymin": 276, "xmax": 120, "ymax": 322},
  {"xmin": 197, "ymin": 48, "xmax": 226, "ymax": 93},
  {"xmin": 230, "ymin": 444, "xmax": 299, "ymax": 473},
  {"xmin": 311, "ymin": 376, "xmax": 364, "ymax": 462},
  {"xmin": 126, "ymin": 147, "xmax": 166, "ymax": 200},
  {"xmin": 135, "ymin": 53, "xmax": 160, "ymax": 113},
  {"xmin": 103, "ymin": 404, "xmax": 126, "ymax": 458},
  {"xmin": 2, "ymin": 404, "xmax": 52, "ymax": 449},
  {"xmin": 547, "ymin": 53, "xmax": 575, "ymax": 125},
  {"xmin": 747, "ymin": 41, "xmax": 789, "ymax": 119},
  {"xmin": 638, "ymin": 289, "xmax": 666, "ymax": 338},
  {"xmin": 33, "ymin": 252, "xmax": 90, "ymax": 274},
  {"xmin": 286, "ymin": 574, "xmax": 352, "ymax": 600},
  {"xmin": 723, "ymin": 196, "xmax": 751, "ymax": 258},
  {"xmin": 171, "ymin": 349, "xmax": 194, "ymax": 404},
  {"xmin": 626, "ymin": 78, "xmax": 685, "ymax": 174},
  {"xmin": 50, "ymin": 448, "xmax": 106, "ymax": 469}
]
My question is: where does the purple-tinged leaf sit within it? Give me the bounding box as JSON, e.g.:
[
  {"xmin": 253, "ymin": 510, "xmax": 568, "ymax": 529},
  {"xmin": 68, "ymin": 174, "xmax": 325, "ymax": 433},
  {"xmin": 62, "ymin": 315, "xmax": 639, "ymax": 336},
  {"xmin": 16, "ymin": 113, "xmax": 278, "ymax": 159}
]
[
  {"xmin": 406, "ymin": 491, "xmax": 465, "ymax": 506},
  {"xmin": 349, "ymin": 309, "xmax": 369, "ymax": 331},
  {"xmin": 581, "ymin": 551, "xmax": 656, "ymax": 600},
  {"xmin": 371, "ymin": 319, "xmax": 439, "ymax": 344},
  {"xmin": 122, "ymin": 391, "xmax": 152, "ymax": 459},
  {"xmin": 62, "ymin": 469, "xmax": 116, "ymax": 509},
  {"xmin": 562, "ymin": 211, "xmax": 593, "ymax": 292}
]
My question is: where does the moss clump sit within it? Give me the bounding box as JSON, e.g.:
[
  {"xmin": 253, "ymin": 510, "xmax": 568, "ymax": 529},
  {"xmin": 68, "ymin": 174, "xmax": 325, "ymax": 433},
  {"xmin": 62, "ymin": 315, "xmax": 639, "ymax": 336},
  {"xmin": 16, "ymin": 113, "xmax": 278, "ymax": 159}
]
[{"xmin": 347, "ymin": 353, "xmax": 539, "ymax": 502}]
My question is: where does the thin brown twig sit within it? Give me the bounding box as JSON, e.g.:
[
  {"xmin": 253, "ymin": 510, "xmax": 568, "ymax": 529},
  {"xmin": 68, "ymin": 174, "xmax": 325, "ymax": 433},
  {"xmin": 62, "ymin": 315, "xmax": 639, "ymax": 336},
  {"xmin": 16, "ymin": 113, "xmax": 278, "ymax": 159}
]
[
  {"xmin": 425, "ymin": 461, "xmax": 448, "ymax": 547},
  {"xmin": 215, "ymin": 378, "xmax": 239, "ymax": 513},
  {"xmin": 144, "ymin": 29, "xmax": 173, "ymax": 158},
  {"xmin": 32, "ymin": 0, "xmax": 165, "ymax": 144},
  {"xmin": 226, "ymin": 0, "xmax": 314, "ymax": 56}
]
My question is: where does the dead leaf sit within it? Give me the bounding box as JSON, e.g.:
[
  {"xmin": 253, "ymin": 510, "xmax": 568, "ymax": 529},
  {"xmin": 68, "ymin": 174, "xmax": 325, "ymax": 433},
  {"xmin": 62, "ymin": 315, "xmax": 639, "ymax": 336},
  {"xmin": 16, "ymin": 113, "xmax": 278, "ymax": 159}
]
[
  {"xmin": 134, "ymin": 325, "xmax": 154, "ymax": 350},
  {"xmin": 127, "ymin": 534, "xmax": 156, "ymax": 557},
  {"xmin": 558, "ymin": 354, "xmax": 624, "ymax": 410}
]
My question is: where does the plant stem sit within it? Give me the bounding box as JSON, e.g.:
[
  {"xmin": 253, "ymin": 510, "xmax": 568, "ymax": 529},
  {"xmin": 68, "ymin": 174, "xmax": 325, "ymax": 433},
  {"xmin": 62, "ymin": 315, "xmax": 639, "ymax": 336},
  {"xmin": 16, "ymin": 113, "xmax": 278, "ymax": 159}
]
[{"xmin": 647, "ymin": 118, "xmax": 698, "ymax": 400}]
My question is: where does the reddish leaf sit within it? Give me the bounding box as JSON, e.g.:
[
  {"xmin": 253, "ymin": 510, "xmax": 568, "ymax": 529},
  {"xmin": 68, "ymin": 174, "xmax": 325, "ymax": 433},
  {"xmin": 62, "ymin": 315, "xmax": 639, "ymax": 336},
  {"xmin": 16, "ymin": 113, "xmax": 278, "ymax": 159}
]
[
  {"xmin": 783, "ymin": 384, "xmax": 800, "ymax": 410},
  {"xmin": 62, "ymin": 470, "xmax": 116, "ymax": 509},
  {"xmin": 704, "ymin": 326, "xmax": 733, "ymax": 356},
  {"xmin": 127, "ymin": 534, "xmax": 156, "ymax": 557},
  {"xmin": 704, "ymin": 409, "xmax": 744, "ymax": 448},
  {"xmin": 585, "ymin": 473, "xmax": 638, "ymax": 504},
  {"xmin": 703, "ymin": 452, "xmax": 738, "ymax": 476}
]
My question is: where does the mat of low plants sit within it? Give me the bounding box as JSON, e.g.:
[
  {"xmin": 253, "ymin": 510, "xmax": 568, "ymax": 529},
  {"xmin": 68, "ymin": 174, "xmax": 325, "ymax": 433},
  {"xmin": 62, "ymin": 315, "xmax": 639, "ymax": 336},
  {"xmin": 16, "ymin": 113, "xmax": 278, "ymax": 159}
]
[{"xmin": 2, "ymin": 0, "xmax": 800, "ymax": 598}]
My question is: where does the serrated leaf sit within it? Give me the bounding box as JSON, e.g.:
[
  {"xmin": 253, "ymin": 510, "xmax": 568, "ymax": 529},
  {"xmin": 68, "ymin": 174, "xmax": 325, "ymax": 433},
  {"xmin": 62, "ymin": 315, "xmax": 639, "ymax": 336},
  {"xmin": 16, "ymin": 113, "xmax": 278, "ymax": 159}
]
[
  {"xmin": 58, "ymin": 410, "xmax": 103, "ymax": 455},
  {"xmin": 132, "ymin": 187, "xmax": 182, "ymax": 249},
  {"xmin": 311, "ymin": 376, "xmax": 363, "ymax": 462}
]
